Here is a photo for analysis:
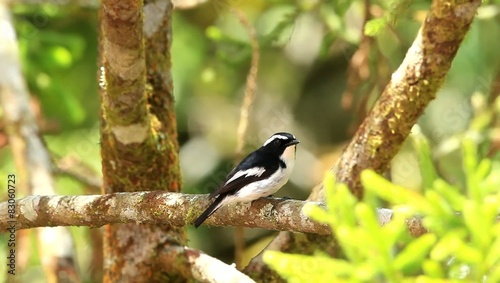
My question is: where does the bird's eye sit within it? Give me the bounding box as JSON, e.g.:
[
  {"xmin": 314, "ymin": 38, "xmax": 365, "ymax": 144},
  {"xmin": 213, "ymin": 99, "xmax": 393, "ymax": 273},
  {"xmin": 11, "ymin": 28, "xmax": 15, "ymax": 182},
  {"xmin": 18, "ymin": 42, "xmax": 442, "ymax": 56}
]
[{"xmin": 274, "ymin": 139, "xmax": 281, "ymax": 146}]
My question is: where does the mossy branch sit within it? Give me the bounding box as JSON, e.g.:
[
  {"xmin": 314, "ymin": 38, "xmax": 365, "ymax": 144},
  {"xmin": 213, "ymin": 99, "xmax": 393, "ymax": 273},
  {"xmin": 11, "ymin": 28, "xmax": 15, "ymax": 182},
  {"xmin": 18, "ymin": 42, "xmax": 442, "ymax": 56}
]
[
  {"xmin": 332, "ymin": 0, "xmax": 482, "ymax": 200},
  {"xmin": 0, "ymin": 192, "xmax": 432, "ymax": 237}
]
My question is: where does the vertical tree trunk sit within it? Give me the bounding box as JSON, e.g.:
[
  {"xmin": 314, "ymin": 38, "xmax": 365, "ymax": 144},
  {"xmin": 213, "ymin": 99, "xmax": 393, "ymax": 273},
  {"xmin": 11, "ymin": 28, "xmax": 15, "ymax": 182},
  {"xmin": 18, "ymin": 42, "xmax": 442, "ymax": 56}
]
[{"xmin": 98, "ymin": 0, "xmax": 184, "ymax": 281}]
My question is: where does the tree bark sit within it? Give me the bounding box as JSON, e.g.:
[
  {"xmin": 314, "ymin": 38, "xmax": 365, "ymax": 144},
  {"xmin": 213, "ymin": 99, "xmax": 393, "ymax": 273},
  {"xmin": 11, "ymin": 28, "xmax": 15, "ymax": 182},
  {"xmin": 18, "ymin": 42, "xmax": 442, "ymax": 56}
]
[
  {"xmin": 0, "ymin": 192, "xmax": 433, "ymax": 237},
  {"xmin": 0, "ymin": 193, "xmax": 329, "ymax": 234},
  {"xmin": 99, "ymin": 0, "xmax": 184, "ymax": 281},
  {"xmin": 160, "ymin": 246, "xmax": 256, "ymax": 283}
]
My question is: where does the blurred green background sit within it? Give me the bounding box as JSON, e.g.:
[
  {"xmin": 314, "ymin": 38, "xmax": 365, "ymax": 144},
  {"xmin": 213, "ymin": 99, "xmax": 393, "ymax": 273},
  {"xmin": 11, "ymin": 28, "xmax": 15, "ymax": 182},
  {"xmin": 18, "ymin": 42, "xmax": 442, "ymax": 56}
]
[{"xmin": 1, "ymin": 0, "xmax": 499, "ymax": 282}]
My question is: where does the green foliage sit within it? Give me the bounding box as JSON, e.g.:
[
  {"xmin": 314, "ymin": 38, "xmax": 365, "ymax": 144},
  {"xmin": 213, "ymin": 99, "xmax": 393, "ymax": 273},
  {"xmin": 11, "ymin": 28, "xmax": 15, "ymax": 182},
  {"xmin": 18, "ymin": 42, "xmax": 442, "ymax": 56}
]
[
  {"xmin": 365, "ymin": 18, "xmax": 388, "ymax": 37},
  {"xmin": 365, "ymin": 0, "xmax": 415, "ymax": 36},
  {"xmin": 13, "ymin": 5, "xmax": 98, "ymax": 129},
  {"xmin": 259, "ymin": 6, "xmax": 299, "ymax": 48},
  {"xmin": 207, "ymin": 6, "xmax": 300, "ymax": 66},
  {"xmin": 264, "ymin": 137, "xmax": 500, "ymax": 282}
]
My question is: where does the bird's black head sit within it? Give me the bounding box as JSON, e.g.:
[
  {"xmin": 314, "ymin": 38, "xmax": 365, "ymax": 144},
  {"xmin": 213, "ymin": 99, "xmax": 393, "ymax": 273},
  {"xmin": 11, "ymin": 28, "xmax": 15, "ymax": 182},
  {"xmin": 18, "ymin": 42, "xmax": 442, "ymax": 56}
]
[{"xmin": 261, "ymin": 132, "xmax": 299, "ymax": 154}]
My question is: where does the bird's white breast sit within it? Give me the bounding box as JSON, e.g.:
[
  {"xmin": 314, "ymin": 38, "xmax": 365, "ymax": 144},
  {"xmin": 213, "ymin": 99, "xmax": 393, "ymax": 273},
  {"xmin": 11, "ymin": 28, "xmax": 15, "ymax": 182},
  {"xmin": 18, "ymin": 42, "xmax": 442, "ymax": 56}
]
[{"xmin": 225, "ymin": 145, "xmax": 297, "ymax": 204}]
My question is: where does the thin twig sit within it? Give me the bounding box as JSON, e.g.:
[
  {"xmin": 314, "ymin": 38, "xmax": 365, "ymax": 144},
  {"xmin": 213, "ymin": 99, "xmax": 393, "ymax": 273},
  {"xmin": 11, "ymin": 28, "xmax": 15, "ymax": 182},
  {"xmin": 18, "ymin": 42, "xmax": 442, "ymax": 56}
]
[
  {"xmin": 55, "ymin": 155, "xmax": 102, "ymax": 193},
  {"xmin": 231, "ymin": 7, "xmax": 260, "ymax": 270},
  {"xmin": 233, "ymin": 7, "xmax": 260, "ymax": 156}
]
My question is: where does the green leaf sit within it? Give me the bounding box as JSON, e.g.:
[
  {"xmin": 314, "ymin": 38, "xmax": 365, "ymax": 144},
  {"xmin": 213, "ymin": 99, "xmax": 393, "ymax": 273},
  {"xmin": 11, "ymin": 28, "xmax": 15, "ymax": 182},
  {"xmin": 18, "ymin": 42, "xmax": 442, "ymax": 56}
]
[
  {"xmin": 49, "ymin": 46, "xmax": 73, "ymax": 68},
  {"xmin": 331, "ymin": 0, "xmax": 353, "ymax": 18},
  {"xmin": 354, "ymin": 262, "xmax": 379, "ymax": 281},
  {"xmin": 394, "ymin": 234, "xmax": 437, "ymax": 273},
  {"xmin": 332, "ymin": 182, "xmax": 358, "ymax": 228},
  {"xmin": 412, "ymin": 131, "xmax": 438, "ymax": 190},
  {"xmin": 356, "ymin": 203, "xmax": 385, "ymax": 246},
  {"xmin": 263, "ymin": 251, "xmax": 354, "ymax": 282},
  {"xmin": 304, "ymin": 202, "xmax": 333, "ymax": 227},
  {"xmin": 355, "ymin": 203, "xmax": 403, "ymax": 280},
  {"xmin": 454, "ymin": 242, "xmax": 482, "ymax": 264},
  {"xmin": 433, "ymin": 179, "xmax": 465, "ymax": 211},
  {"xmin": 486, "ymin": 230, "xmax": 500, "ymax": 280},
  {"xmin": 335, "ymin": 226, "xmax": 366, "ymax": 263},
  {"xmin": 362, "ymin": 170, "xmax": 435, "ymax": 216},
  {"xmin": 422, "ymin": 259, "xmax": 445, "ymax": 278},
  {"xmin": 320, "ymin": 4, "xmax": 342, "ymax": 33},
  {"xmin": 481, "ymin": 170, "xmax": 500, "ymax": 194},
  {"xmin": 364, "ymin": 18, "xmax": 387, "ymax": 36},
  {"xmin": 462, "ymin": 138, "xmax": 480, "ymax": 201},
  {"xmin": 430, "ymin": 231, "xmax": 466, "ymax": 261},
  {"xmin": 475, "ymin": 159, "xmax": 492, "ymax": 190},
  {"xmin": 463, "ymin": 201, "xmax": 492, "ymax": 251},
  {"xmin": 423, "ymin": 190, "xmax": 454, "ymax": 218},
  {"xmin": 386, "ymin": 0, "xmax": 415, "ymax": 26},
  {"xmin": 486, "ymin": 265, "xmax": 500, "ymax": 283},
  {"xmin": 205, "ymin": 26, "xmax": 223, "ymax": 41},
  {"xmin": 382, "ymin": 210, "xmax": 412, "ymax": 247},
  {"xmin": 260, "ymin": 8, "xmax": 299, "ymax": 47}
]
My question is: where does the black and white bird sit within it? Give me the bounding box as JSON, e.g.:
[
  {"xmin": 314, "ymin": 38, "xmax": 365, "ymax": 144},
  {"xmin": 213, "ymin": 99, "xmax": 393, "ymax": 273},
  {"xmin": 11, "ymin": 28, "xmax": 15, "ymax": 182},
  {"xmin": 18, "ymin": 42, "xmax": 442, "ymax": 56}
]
[{"xmin": 193, "ymin": 132, "xmax": 299, "ymax": 228}]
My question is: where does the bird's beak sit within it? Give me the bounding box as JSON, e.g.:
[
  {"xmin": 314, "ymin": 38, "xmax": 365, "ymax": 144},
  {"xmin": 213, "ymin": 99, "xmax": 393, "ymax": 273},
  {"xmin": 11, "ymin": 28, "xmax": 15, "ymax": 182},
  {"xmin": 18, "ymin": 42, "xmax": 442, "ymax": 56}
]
[{"xmin": 286, "ymin": 139, "xmax": 300, "ymax": 147}]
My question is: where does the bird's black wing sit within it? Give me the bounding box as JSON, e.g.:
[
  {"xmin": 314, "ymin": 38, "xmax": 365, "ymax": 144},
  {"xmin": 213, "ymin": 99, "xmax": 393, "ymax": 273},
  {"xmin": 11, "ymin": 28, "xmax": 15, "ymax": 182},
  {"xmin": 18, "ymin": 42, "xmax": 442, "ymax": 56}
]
[{"xmin": 209, "ymin": 150, "xmax": 280, "ymax": 197}]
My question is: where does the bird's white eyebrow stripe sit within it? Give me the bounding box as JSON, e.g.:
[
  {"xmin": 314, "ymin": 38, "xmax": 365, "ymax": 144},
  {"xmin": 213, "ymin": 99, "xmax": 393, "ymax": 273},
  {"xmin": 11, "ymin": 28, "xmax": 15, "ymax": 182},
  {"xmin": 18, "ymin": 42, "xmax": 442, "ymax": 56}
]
[
  {"xmin": 263, "ymin": 135, "xmax": 292, "ymax": 146},
  {"xmin": 225, "ymin": 167, "xmax": 266, "ymax": 185}
]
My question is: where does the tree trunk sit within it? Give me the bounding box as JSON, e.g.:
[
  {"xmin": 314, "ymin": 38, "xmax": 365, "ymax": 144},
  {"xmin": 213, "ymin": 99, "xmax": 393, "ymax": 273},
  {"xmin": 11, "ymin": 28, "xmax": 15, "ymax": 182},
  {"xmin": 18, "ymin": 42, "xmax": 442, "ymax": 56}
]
[{"xmin": 98, "ymin": 0, "xmax": 184, "ymax": 281}]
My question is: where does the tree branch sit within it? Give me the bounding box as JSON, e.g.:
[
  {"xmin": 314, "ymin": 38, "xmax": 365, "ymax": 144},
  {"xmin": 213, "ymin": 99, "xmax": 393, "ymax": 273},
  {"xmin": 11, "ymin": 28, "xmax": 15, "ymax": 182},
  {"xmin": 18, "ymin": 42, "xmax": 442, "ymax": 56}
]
[
  {"xmin": 0, "ymin": 192, "xmax": 328, "ymax": 234},
  {"xmin": 55, "ymin": 155, "xmax": 102, "ymax": 192},
  {"xmin": 160, "ymin": 246, "xmax": 256, "ymax": 283},
  {"xmin": 332, "ymin": 0, "xmax": 481, "ymax": 200},
  {"xmin": 0, "ymin": 191, "xmax": 433, "ymax": 238}
]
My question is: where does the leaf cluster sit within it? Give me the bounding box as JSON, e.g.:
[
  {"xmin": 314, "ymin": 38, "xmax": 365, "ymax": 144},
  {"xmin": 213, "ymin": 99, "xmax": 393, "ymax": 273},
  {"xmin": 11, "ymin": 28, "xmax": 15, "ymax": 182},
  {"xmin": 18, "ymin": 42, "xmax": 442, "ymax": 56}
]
[{"xmin": 264, "ymin": 136, "xmax": 500, "ymax": 282}]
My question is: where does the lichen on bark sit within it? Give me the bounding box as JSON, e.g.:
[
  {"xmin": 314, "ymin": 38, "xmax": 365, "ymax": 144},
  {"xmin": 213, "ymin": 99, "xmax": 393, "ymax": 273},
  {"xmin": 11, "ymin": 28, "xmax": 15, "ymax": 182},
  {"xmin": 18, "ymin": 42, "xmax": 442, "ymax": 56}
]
[{"xmin": 98, "ymin": 0, "xmax": 184, "ymax": 281}]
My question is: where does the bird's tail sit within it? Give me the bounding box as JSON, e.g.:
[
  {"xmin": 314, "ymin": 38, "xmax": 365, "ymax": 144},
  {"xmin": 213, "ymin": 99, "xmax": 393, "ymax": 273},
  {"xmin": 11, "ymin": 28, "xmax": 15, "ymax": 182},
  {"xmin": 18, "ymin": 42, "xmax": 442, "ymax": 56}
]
[{"xmin": 194, "ymin": 196, "xmax": 224, "ymax": 228}]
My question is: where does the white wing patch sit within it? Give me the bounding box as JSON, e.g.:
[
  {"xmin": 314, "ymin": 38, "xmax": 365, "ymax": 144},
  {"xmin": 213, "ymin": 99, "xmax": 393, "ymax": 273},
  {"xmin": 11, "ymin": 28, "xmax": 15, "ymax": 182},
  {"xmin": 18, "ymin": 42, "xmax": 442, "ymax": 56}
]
[
  {"xmin": 225, "ymin": 165, "xmax": 292, "ymax": 204},
  {"xmin": 263, "ymin": 134, "xmax": 292, "ymax": 146},
  {"xmin": 224, "ymin": 167, "xmax": 266, "ymax": 185}
]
